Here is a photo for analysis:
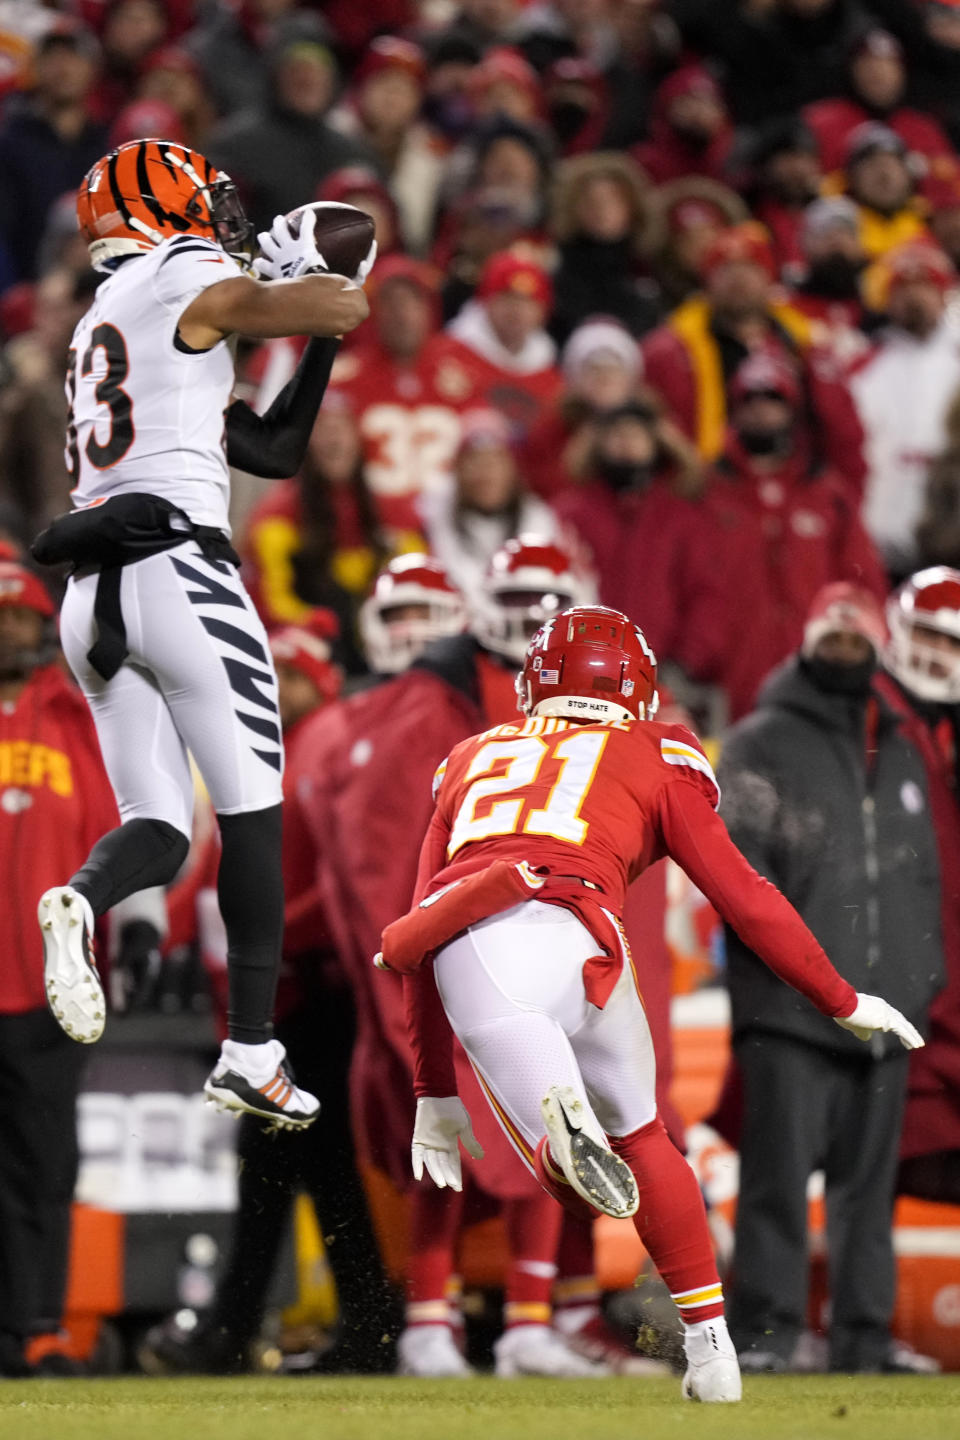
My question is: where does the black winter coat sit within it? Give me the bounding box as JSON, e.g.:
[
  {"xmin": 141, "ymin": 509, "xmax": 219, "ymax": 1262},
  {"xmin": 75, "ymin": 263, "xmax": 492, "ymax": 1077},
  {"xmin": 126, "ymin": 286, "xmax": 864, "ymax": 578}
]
[{"xmin": 718, "ymin": 656, "xmax": 945, "ymax": 1055}]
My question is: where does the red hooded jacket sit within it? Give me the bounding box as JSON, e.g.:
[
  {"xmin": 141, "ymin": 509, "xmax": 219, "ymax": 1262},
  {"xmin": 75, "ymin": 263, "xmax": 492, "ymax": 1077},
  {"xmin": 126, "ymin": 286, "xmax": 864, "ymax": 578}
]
[
  {"xmin": 553, "ymin": 474, "xmax": 726, "ymax": 683},
  {"xmin": 0, "ymin": 665, "xmax": 119, "ymax": 1013},
  {"xmin": 703, "ymin": 436, "xmax": 886, "ymax": 719}
]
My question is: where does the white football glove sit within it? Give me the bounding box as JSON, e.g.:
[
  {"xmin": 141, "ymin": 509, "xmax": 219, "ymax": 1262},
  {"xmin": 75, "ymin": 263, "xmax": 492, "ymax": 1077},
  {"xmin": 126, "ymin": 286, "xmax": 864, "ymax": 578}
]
[
  {"xmin": 411, "ymin": 1096, "xmax": 484, "ymax": 1191},
  {"xmin": 253, "ymin": 208, "xmax": 328, "ymax": 282},
  {"xmin": 834, "ymin": 992, "xmax": 924, "ymax": 1050},
  {"xmin": 353, "ymin": 236, "xmax": 377, "ymax": 286}
]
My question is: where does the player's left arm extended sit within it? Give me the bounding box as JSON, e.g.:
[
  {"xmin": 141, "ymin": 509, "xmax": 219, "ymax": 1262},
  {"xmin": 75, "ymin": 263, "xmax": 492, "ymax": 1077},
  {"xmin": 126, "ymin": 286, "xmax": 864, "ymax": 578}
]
[
  {"xmin": 224, "ymin": 336, "xmax": 339, "ymax": 479},
  {"xmin": 401, "ymin": 806, "xmax": 459, "ymax": 1098},
  {"xmin": 657, "ymin": 780, "xmax": 923, "ymax": 1048}
]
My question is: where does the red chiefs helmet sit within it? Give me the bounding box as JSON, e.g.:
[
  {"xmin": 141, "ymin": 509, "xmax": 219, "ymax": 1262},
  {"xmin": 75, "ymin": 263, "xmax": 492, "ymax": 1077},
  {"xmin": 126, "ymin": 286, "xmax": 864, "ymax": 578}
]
[
  {"xmin": 359, "ymin": 555, "xmax": 467, "ymax": 673},
  {"xmin": 885, "ymin": 566, "xmax": 960, "ymax": 702},
  {"xmin": 517, "ymin": 605, "xmax": 659, "ymax": 724},
  {"xmin": 475, "ymin": 536, "xmax": 595, "ymax": 665}
]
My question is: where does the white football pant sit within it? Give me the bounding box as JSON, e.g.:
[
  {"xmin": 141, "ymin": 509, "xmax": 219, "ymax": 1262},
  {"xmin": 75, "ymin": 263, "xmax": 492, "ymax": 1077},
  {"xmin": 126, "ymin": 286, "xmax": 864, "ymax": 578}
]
[
  {"xmin": 433, "ymin": 899, "xmax": 658, "ymax": 1167},
  {"xmin": 60, "ymin": 543, "xmax": 284, "ymax": 838}
]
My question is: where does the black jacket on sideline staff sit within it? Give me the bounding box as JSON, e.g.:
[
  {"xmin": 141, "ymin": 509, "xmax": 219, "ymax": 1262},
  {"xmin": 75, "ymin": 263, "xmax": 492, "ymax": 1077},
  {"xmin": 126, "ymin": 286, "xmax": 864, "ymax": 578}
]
[{"xmin": 719, "ymin": 655, "xmax": 945, "ymax": 1056}]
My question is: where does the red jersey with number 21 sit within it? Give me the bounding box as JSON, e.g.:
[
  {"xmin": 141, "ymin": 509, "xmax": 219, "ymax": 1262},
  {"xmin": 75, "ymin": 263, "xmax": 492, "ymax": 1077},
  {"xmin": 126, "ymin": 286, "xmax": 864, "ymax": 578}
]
[{"xmin": 414, "ymin": 713, "xmax": 857, "ymax": 1022}]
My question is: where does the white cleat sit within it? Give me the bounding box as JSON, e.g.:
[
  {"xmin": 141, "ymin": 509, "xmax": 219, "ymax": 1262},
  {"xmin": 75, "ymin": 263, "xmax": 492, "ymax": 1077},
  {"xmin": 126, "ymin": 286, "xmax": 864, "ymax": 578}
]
[
  {"xmin": 203, "ymin": 1038, "xmax": 319, "ymax": 1130},
  {"xmin": 682, "ymin": 1319, "xmax": 742, "ymax": 1403},
  {"xmin": 39, "ymin": 886, "xmax": 104, "ymax": 1044},
  {"xmin": 541, "ymin": 1085, "xmax": 638, "ymax": 1219},
  {"xmin": 396, "ymin": 1325, "xmax": 473, "ymax": 1378},
  {"xmin": 494, "ymin": 1325, "xmax": 610, "ymax": 1378}
]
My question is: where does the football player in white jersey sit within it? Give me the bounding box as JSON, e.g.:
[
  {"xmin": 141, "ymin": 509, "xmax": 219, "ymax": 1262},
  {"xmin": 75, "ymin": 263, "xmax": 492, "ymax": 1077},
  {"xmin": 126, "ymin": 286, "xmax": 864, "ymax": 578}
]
[{"xmin": 33, "ymin": 138, "xmax": 374, "ymax": 1130}]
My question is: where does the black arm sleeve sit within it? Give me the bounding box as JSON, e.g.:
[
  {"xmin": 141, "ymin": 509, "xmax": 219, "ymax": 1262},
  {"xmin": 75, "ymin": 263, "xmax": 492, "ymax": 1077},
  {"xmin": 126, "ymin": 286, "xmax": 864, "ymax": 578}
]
[{"xmin": 224, "ymin": 336, "xmax": 340, "ymax": 479}]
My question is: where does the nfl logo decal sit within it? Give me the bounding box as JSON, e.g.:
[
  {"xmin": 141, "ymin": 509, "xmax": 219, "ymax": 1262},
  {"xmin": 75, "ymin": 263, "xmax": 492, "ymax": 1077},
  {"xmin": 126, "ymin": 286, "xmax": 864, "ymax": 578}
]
[
  {"xmin": 540, "ymin": 668, "xmax": 560, "ymax": 684},
  {"xmin": 623, "ymin": 678, "xmax": 635, "ymax": 696}
]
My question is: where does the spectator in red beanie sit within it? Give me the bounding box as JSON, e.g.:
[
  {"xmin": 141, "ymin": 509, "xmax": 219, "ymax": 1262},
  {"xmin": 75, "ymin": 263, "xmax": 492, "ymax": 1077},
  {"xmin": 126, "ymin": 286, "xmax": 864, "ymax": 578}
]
[
  {"xmin": 543, "ymin": 55, "xmax": 610, "ymax": 156},
  {"xmin": 447, "ymin": 252, "xmax": 563, "ymax": 437},
  {"xmin": 632, "ymin": 63, "xmax": 734, "ymax": 186},
  {"xmin": 642, "ymin": 222, "xmax": 866, "ymax": 488},
  {"xmin": 469, "ymin": 46, "xmax": 543, "ymax": 127},
  {"xmin": 804, "ymin": 28, "xmax": 954, "ymax": 177},
  {"xmin": 108, "ymin": 97, "xmax": 185, "ymax": 148},
  {"xmin": 704, "ymin": 349, "xmax": 885, "ymax": 719},
  {"xmin": 136, "ymin": 45, "xmax": 217, "ymax": 148}
]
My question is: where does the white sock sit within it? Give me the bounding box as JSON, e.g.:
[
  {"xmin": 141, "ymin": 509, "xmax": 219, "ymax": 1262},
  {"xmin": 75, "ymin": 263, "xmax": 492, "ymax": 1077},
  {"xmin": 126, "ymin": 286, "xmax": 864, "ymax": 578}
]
[
  {"xmin": 221, "ymin": 1037, "xmax": 280, "ymax": 1077},
  {"xmin": 684, "ymin": 1316, "xmax": 735, "ymax": 1360}
]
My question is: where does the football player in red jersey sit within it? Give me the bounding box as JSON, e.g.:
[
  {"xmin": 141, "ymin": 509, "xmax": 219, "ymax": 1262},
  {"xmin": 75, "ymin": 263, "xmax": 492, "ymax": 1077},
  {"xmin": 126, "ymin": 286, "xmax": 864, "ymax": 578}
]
[{"xmin": 385, "ymin": 605, "xmax": 923, "ymax": 1402}]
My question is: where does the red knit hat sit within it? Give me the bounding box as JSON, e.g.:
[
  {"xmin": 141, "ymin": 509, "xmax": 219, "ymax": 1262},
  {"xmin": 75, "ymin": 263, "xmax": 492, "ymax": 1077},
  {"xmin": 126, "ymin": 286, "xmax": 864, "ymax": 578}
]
[
  {"xmin": 880, "ymin": 240, "xmax": 956, "ymax": 299},
  {"xmin": 701, "ymin": 222, "xmax": 775, "ymax": 281},
  {"xmin": 729, "ymin": 349, "xmax": 802, "ymax": 409},
  {"xmin": 269, "ymin": 612, "xmax": 341, "ymax": 703},
  {"xmin": 476, "ymin": 253, "xmax": 553, "ymax": 308},
  {"xmin": 354, "ymin": 35, "xmax": 426, "ymax": 88},
  {"xmin": 802, "ymin": 582, "xmax": 887, "ymax": 658},
  {"xmin": 0, "ymin": 549, "xmax": 55, "ymax": 618}
]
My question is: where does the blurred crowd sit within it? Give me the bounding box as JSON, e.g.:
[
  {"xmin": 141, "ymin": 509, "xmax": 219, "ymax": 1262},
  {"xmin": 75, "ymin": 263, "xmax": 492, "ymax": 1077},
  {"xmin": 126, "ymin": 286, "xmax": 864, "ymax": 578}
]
[
  {"xmin": 4, "ymin": 0, "xmax": 960, "ymax": 720},
  {"xmin": 3, "ymin": 0, "xmax": 960, "ymax": 1382}
]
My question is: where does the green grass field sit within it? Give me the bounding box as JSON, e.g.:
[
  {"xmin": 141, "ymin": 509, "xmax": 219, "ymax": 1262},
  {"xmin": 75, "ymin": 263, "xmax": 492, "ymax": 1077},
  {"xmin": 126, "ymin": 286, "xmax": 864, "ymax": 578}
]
[{"xmin": 2, "ymin": 1375, "xmax": 960, "ymax": 1440}]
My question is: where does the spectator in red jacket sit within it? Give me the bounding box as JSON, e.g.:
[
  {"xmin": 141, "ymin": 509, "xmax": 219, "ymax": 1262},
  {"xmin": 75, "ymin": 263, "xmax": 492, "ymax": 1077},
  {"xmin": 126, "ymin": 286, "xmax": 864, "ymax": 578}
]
[
  {"xmin": 554, "ymin": 400, "xmax": 722, "ymax": 684},
  {"xmin": 447, "ymin": 252, "xmax": 563, "ymax": 438},
  {"xmin": 704, "ymin": 350, "xmax": 886, "ymax": 719},
  {"xmin": 519, "ymin": 317, "xmax": 646, "ymax": 500},
  {"xmin": 642, "ymin": 222, "xmax": 867, "ymax": 488},
  {"xmin": 632, "ymin": 62, "xmax": 734, "ymax": 186},
  {"xmin": 804, "ymin": 28, "xmax": 955, "ymax": 177},
  {"xmin": 0, "ymin": 556, "xmax": 119, "ymax": 1376}
]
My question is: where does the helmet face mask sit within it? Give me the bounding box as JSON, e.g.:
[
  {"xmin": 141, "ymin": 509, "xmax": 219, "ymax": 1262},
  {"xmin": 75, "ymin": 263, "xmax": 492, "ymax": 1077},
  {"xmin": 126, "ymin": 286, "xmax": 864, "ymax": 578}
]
[
  {"xmin": 885, "ymin": 566, "xmax": 960, "ymax": 703},
  {"xmin": 517, "ymin": 606, "xmax": 659, "ymax": 724}
]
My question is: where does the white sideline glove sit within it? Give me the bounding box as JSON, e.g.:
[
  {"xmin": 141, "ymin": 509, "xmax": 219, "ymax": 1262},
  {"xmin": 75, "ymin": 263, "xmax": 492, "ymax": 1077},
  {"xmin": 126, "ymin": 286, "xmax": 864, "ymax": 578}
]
[
  {"xmin": 411, "ymin": 1096, "xmax": 484, "ymax": 1191},
  {"xmin": 253, "ymin": 208, "xmax": 328, "ymax": 281},
  {"xmin": 834, "ymin": 992, "xmax": 924, "ymax": 1050}
]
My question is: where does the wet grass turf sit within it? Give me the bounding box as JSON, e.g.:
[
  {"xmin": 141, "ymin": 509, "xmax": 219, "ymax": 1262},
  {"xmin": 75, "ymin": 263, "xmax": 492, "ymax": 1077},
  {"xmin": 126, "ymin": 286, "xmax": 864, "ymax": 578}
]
[{"xmin": 1, "ymin": 1374, "xmax": 959, "ymax": 1440}]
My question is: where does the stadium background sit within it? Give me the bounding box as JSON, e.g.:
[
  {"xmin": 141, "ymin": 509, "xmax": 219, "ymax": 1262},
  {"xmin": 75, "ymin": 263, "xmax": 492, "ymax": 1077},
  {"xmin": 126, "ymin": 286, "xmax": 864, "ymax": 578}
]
[{"xmin": 1, "ymin": 0, "xmax": 960, "ymax": 1384}]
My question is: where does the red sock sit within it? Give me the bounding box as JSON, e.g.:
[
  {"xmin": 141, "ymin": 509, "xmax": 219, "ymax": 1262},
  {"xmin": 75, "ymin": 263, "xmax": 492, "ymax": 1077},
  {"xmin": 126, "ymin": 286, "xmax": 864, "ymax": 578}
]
[
  {"xmin": 533, "ymin": 1137, "xmax": 598, "ymax": 1222},
  {"xmin": 503, "ymin": 1191, "xmax": 562, "ymax": 1328},
  {"xmin": 610, "ymin": 1116, "xmax": 724, "ymax": 1325},
  {"xmin": 553, "ymin": 1214, "xmax": 601, "ymax": 1329},
  {"xmin": 405, "ymin": 1183, "xmax": 465, "ymax": 1326}
]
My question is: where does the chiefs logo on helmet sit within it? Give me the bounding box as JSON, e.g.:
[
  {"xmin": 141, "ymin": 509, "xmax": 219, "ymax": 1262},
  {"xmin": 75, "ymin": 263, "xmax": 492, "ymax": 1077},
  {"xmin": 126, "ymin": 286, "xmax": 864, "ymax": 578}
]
[
  {"xmin": 77, "ymin": 139, "xmax": 254, "ymax": 271},
  {"xmin": 517, "ymin": 605, "xmax": 659, "ymax": 724}
]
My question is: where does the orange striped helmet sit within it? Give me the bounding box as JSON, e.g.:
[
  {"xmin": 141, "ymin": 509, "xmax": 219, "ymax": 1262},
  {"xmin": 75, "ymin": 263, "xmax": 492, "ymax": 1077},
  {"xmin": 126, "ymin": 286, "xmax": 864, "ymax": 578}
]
[{"xmin": 77, "ymin": 138, "xmax": 253, "ymax": 272}]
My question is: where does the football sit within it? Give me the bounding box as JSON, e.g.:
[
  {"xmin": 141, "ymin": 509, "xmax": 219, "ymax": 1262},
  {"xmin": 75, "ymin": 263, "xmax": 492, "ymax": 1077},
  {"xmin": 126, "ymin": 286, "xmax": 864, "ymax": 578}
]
[{"xmin": 284, "ymin": 201, "xmax": 376, "ymax": 280}]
